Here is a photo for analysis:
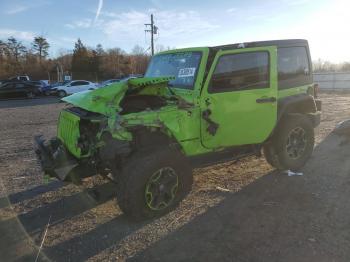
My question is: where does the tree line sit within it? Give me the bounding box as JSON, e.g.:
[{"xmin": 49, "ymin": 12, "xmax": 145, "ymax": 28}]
[
  {"xmin": 1, "ymin": 35, "xmax": 350, "ymax": 82},
  {"xmin": 0, "ymin": 36, "xmax": 150, "ymax": 82},
  {"xmin": 313, "ymin": 59, "xmax": 350, "ymax": 73}
]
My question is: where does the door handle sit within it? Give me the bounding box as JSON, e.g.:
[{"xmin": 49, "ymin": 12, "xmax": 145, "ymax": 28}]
[{"xmin": 256, "ymin": 97, "xmax": 276, "ymax": 103}]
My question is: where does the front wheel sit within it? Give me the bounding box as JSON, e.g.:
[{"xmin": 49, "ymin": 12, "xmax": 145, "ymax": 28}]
[
  {"xmin": 116, "ymin": 147, "xmax": 193, "ymax": 221},
  {"xmin": 58, "ymin": 90, "xmax": 67, "ymax": 97},
  {"xmin": 263, "ymin": 115, "xmax": 314, "ymax": 172}
]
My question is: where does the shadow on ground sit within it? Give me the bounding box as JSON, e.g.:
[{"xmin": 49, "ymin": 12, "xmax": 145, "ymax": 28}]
[
  {"xmin": 130, "ymin": 133, "xmax": 350, "ymax": 262},
  {"xmin": 0, "ymin": 181, "xmax": 142, "ymax": 261},
  {"xmin": 1, "ymin": 132, "xmax": 350, "ymax": 262},
  {"xmin": 0, "ymin": 181, "xmax": 64, "ymax": 209}
]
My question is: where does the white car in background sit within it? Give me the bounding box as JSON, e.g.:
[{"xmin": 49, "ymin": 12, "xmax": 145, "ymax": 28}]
[{"xmin": 53, "ymin": 80, "xmax": 97, "ymax": 97}]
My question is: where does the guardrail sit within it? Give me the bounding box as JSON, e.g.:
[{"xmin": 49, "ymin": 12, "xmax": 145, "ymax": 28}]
[{"xmin": 313, "ymin": 72, "xmax": 350, "ymax": 90}]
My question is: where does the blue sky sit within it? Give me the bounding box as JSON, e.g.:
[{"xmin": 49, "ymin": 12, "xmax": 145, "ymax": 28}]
[{"xmin": 0, "ymin": 0, "xmax": 349, "ymax": 62}]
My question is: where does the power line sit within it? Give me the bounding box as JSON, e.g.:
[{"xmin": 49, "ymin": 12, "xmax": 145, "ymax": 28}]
[{"xmin": 144, "ymin": 14, "xmax": 158, "ymax": 56}]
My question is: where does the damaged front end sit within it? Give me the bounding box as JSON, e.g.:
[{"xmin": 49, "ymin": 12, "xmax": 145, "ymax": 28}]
[
  {"xmin": 35, "ymin": 136, "xmax": 92, "ymax": 183},
  {"xmin": 34, "ymin": 106, "xmax": 108, "ymax": 183},
  {"xmin": 34, "ymin": 76, "xmax": 185, "ymax": 184}
]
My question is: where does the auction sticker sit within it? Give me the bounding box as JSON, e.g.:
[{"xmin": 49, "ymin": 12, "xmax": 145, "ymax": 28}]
[{"xmin": 178, "ymin": 67, "xmax": 196, "ymax": 77}]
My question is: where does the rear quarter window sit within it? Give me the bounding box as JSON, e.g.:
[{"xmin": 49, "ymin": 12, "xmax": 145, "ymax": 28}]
[{"xmin": 278, "ymin": 46, "xmax": 312, "ymax": 89}]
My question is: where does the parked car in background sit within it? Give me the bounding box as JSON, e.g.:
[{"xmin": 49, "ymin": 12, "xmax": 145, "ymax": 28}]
[
  {"xmin": 9, "ymin": 75, "xmax": 30, "ymax": 82},
  {"xmin": 28, "ymin": 80, "xmax": 48, "ymax": 94},
  {"xmin": 0, "ymin": 75, "xmax": 31, "ymax": 86},
  {"xmin": 51, "ymin": 80, "xmax": 97, "ymax": 97},
  {"xmin": 121, "ymin": 74, "xmax": 143, "ymax": 81},
  {"xmin": 98, "ymin": 75, "xmax": 143, "ymax": 88},
  {"xmin": 97, "ymin": 79, "xmax": 121, "ymax": 88},
  {"xmin": 41, "ymin": 81, "xmax": 70, "ymax": 96},
  {"xmin": 0, "ymin": 81, "xmax": 40, "ymax": 99}
]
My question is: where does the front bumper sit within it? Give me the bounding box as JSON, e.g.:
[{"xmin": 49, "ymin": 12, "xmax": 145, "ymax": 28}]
[
  {"xmin": 34, "ymin": 135, "xmax": 80, "ymax": 182},
  {"xmin": 312, "ymin": 99, "xmax": 322, "ymax": 127}
]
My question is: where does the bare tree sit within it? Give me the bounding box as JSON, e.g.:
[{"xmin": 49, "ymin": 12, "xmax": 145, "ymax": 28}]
[{"xmin": 6, "ymin": 37, "xmax": 26, "ymax": 63}]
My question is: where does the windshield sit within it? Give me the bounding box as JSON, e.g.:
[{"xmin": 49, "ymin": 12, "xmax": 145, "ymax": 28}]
[{"xmin": 145, "ymin": 51, "xmax": 202, "ymax": 89}]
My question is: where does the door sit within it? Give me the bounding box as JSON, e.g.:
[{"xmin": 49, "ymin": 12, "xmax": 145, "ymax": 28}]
[
  {"xmin": 14, "ymin": 83, "xmax": 27, "ymax": 96},
  {"xmin": 65, "ymin": 81, "xmax": 84, "ymax": 94},
  {"xmin": 74, "ymin": 81, "xmax": 91, "ymax": 93},
  {"xmin": 200, "ymin": 46, "xmax": 277, "ymax": 149},
  {"xmin": 86, "ymin": 82, "xmax": 96, "ymax": 90},
  {"xmin": 78, "ymin": 81, "xmax": 91, "ymax": 92},
  {"xmin": 0, "ymin": 83, "xmax": 16, "ymax": 98}
]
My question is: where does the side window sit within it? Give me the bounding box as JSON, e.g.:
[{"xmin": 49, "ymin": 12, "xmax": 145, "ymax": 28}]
[
  {"xmin": 72, "ymin": 81, "xmax": 88, "ymax": 86},
  {"xmin": 210, "ymin": 52, "xmax": 269, "ymax": 92},
  {"xmin": 278, "ymin": 47, "xmax": 311, "ymax": 89},
  {"xmin": 70, "ymin": 81, "xmax": 80, "ymax": 86},
  {"xmin": 3, "ymin": 83, "xmax": 14, "ymax": 88}
]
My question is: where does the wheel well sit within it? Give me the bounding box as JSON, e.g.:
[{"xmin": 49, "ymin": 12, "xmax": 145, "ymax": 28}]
[
  {"xmin": 131, "ymin": 127, "xmax": 179, "ymax": 151},
  {"xmin": 278, "ymin": 94, "xmax": 317, "ymax": 121},
  {"xmin": 267, "ymin": 94, "xmax": 317, "ymax": 142}
]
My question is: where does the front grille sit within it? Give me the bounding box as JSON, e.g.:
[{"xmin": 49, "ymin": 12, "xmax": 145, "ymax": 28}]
[{"xmin": 57, "ymin": 110, "xmax": 81, "ymax": 158}]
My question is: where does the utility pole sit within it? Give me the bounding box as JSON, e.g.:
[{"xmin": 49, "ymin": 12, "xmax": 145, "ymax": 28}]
[{"xmin": 144, "ymin": 14, "xmax": 158, "ymax": 56}]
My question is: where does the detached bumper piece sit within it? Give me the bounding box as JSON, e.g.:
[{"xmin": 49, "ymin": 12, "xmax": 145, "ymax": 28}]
[{"xmin": 34, "ymin": 136, "xmax": 94, "ymax": 183}]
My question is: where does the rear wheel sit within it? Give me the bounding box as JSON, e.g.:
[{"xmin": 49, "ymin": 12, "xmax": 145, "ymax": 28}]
[
  {"xmin": 116, "ymin": 147, "xmax": 193, "ymax": 221},
  {"xmin": 263, "ymin": 115, "xmax": 314, "ymax": 171}
]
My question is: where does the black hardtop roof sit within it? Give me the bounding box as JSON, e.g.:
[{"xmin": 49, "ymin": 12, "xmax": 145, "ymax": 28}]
[{"xmin": 211, "ymin": 39, "xmax": 309, "ymax": 51}]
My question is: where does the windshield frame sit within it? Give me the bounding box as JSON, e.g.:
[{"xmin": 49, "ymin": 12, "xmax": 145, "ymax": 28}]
[{"xmin": 145, "ymin": 51, "xmax": 203, "ymax": 90}]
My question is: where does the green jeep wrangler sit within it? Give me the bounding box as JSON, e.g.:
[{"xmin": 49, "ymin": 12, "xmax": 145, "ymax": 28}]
[{"xmin": 35, "ymin": 39, "xmax": 321, "ymax": 220}]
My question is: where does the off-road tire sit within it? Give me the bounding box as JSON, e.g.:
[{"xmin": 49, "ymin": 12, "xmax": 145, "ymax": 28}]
[
  {"xmin": 58, "ymin": 90, "xmax": 67, "ymax": 97},
  {"xmin": 116, "ymin": 147, "xmax": 193, "ymax": 221},
  {"xmin": 263, "ymin": 114, "xmax": 314, "ymax": 172},
  {"xmin": 263, "ymin": 143, "xmax": 284, "ymax": 170}
]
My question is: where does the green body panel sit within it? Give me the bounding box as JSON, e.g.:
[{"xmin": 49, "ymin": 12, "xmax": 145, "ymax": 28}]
[
  {"xmin": 277, "ymin": 84, "xmax": 310, "ymax": 98},
  {"xmin": 61, "ymin": 76, "xmax": 176, "ymax": 116},
  {"xmin": 119, "ymin": 105, "xmax": 204, "ymax": 156},
  {"xmin": 57, "ymin": 110, "xmax": 81, "ymax": 157},
  {"xmin": 56, "ymin": 45, "xmax": 314, "ymax": 160},
  {"xmin": 200, "ymin": 47, "xmax": 278, "ymax": 148}
]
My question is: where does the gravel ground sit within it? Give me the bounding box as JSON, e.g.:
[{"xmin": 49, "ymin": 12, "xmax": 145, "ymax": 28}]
[{"xmin": 0, "ymin": 93, "xmax": 349, "ymax": 261}]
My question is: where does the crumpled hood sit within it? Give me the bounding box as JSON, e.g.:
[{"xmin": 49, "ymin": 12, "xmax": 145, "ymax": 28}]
[{"xmin": 62, "ymin": 76, "xmax": 175, "ymax": 115}]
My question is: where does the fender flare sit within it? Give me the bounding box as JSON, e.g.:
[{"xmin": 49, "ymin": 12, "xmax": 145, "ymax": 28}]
[
  {"xmin": 277, "ymin": 94, "xmax": 317, "ymax": 122},
  {"xmin": 266, "ymin": 94, "xmax": 317, "ymax": 141}
]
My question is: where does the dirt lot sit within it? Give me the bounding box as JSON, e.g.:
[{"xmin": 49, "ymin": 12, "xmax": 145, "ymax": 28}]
[{"xmin": 0, "ymin": 93, "xmax": 350, "ymax": 261}]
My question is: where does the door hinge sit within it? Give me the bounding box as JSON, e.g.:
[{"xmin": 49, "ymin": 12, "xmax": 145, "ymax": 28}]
[{"xmin": 202, "ymin": 109, "xmax": 219, "ymax": 136}]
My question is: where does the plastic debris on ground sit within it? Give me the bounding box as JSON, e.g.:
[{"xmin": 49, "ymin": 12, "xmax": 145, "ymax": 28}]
[{"xmin": 285, "ymin": 170, "xmax": 303, "ymax": 177}]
